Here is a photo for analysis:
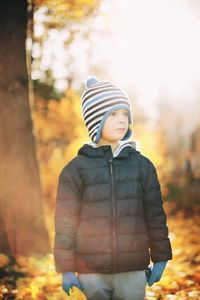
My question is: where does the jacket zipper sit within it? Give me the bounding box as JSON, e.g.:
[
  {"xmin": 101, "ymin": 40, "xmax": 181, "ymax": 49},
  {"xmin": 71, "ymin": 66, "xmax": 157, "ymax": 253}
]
[{"xmin": 109, "ymin": 158, "xmax": 117, "ymax": 273}]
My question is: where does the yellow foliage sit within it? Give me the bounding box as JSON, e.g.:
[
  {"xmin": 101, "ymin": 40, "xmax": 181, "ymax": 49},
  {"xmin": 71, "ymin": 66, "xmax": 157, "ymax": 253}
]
[
  {"xmin": 66, "ymin": 286, "xmax": 87, "ymax": 300},
  {"xmin": 35, "ymin": 0, "xmax": 100, "ymax": 20},
  {"xmin": 12, "ymin": 254, "xmax": 88, "ymax": 300},
  {"xmin": 134, "ymin": 123, "xmax": 165, "ymax": 168},
  {"xmin": 33, "ymin": 88, "xmax": 89, "ymax": 247},
  {"xmin": 0, "ymin": 254, "xmax": 9, "ymax": 267}
]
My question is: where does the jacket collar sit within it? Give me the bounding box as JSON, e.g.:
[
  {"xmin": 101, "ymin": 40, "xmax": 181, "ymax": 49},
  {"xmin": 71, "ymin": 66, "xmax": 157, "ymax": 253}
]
[{"xmin": 78, "ymin": 140, "xmax": 139, "ymax": 159}]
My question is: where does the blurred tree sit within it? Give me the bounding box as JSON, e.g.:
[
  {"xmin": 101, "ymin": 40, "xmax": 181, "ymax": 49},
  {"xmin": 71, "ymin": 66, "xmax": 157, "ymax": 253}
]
[
  {"xmin": 31, "ymin": 0, "xmax": 102, "ymax": 95},
  {"xmin": 157, "ymin": 95, "xmax": 200, "ymax": 208},
  {"xmin": 0, "ymin": 0, "xmax": 50, "ymax": 256}
]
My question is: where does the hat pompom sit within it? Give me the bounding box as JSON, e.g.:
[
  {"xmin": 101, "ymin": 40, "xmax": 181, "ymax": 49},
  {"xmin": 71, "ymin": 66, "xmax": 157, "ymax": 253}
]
[{"xmin": 85, "ymin": 76, "xmax": 99, "ymax": 89}]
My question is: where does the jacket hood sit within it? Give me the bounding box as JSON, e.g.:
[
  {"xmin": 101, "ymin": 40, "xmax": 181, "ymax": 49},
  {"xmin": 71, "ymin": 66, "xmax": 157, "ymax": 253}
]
[{"xmin": 78, "ymin": 140, "xmax": 140, "ymax": 159}]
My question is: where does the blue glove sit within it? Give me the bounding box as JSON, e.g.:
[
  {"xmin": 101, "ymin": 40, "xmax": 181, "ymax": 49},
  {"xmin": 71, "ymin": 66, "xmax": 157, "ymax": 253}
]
[
  {"xmin": 62, "ymin": 272, "xmax": 83, "ymax": 295},
  {"xmin": 146, "ymin": 261, "xmax": 167, "ymax": 286}
]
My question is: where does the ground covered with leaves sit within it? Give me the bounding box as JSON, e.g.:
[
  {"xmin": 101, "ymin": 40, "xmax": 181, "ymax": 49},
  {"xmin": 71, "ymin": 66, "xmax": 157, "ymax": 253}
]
[{"xmin": 0, "ymin": 205, "xmax": 199, "ymax": 300}]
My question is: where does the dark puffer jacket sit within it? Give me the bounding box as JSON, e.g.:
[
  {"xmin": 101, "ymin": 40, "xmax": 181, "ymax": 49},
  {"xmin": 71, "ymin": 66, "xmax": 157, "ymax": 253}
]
[{"xmin": 53, "ymin": 141, "xmax": 172, "ymax": 274}]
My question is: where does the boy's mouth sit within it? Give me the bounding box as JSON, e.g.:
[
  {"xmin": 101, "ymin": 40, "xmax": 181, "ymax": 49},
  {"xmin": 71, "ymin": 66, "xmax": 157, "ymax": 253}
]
[{"xmin": 116, "ymin": 128, "xmax": 126, "ymax": 131}]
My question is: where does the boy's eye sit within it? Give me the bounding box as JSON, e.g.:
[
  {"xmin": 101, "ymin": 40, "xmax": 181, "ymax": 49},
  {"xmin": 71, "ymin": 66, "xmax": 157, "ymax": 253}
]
[{"xmin": 110, "ymin": 110, "xmax": 128, "ymax": 116}]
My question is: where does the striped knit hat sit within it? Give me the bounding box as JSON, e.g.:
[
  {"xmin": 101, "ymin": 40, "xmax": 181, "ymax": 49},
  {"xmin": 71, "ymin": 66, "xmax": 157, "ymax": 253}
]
[{"xmin": 81, "ymin": 76, "xmax": 133, "ymax": 144}]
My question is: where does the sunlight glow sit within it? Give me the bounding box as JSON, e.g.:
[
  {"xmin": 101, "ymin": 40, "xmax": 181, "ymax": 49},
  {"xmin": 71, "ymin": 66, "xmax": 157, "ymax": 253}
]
[
  {"xmin": 105, "ymin": 0, "xmax": 200, "ymax": 121},
  {"xmin": 33, "ymin": 0, "xmax": 200, "ymax": 127}
]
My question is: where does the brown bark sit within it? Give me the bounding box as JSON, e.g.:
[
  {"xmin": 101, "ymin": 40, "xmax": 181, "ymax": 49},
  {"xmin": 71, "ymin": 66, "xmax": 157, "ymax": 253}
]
[{"xmin": 0, "ymin": 0, "xmax": 50, "ymax": 256}]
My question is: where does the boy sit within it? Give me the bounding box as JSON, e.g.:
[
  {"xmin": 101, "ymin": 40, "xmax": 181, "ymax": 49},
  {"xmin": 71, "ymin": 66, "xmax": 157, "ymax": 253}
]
[{"xmin": 53, "ymin": 76, "xmax": 173, "ymax": 300}]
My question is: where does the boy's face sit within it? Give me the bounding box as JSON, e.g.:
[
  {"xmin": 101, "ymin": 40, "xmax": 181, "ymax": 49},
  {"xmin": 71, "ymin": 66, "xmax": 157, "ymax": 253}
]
[{"xmin": 100, "ymin": 109, "xmax": 129, "ymax": 142}]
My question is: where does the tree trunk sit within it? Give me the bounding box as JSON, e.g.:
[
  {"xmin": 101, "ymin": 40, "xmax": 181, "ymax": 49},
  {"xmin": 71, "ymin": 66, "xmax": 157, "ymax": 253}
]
[{"xmin": 0, "ymin": 0, "xmax": 50, "ymax": 256}]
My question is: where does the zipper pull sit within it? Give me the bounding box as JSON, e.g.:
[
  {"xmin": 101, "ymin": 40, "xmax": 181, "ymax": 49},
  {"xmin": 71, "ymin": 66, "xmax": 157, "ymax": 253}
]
[{"xmin": 109, "ymin": 158, "xmax": 113, "ymax": 175}]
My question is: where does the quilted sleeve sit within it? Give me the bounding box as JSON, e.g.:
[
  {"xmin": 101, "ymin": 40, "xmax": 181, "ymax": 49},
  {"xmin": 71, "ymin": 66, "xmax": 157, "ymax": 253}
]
[
  {"xmin": 143, "ymin": 160, "xmax": 173, "ymax": 263},
  {"xmin": 53, "ymin": 163, "xmax": 82, "ymax": 273}
]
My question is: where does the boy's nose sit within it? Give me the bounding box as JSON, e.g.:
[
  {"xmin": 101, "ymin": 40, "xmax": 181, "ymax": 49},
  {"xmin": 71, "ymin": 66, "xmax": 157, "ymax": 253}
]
[{"xmin": 119, "ymin": 116, "xmax": 127, "ymax": 123}]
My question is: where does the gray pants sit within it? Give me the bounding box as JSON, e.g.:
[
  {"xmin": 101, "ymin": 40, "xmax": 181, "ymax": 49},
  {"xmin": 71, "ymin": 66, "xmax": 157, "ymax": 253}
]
[{"xmin": 78, "ymin": 270, "xmax": 147, "ymax": 300}]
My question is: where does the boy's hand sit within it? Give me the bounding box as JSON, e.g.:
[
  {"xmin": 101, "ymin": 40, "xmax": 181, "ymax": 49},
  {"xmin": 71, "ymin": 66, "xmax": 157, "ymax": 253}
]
[
  {"xmin": 62, "ymin": 272, "xmax": 83, "ymax": 295},
  {"xmin": 146, "ymin": 261, "xmax": 167, "ymax": 287}
]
